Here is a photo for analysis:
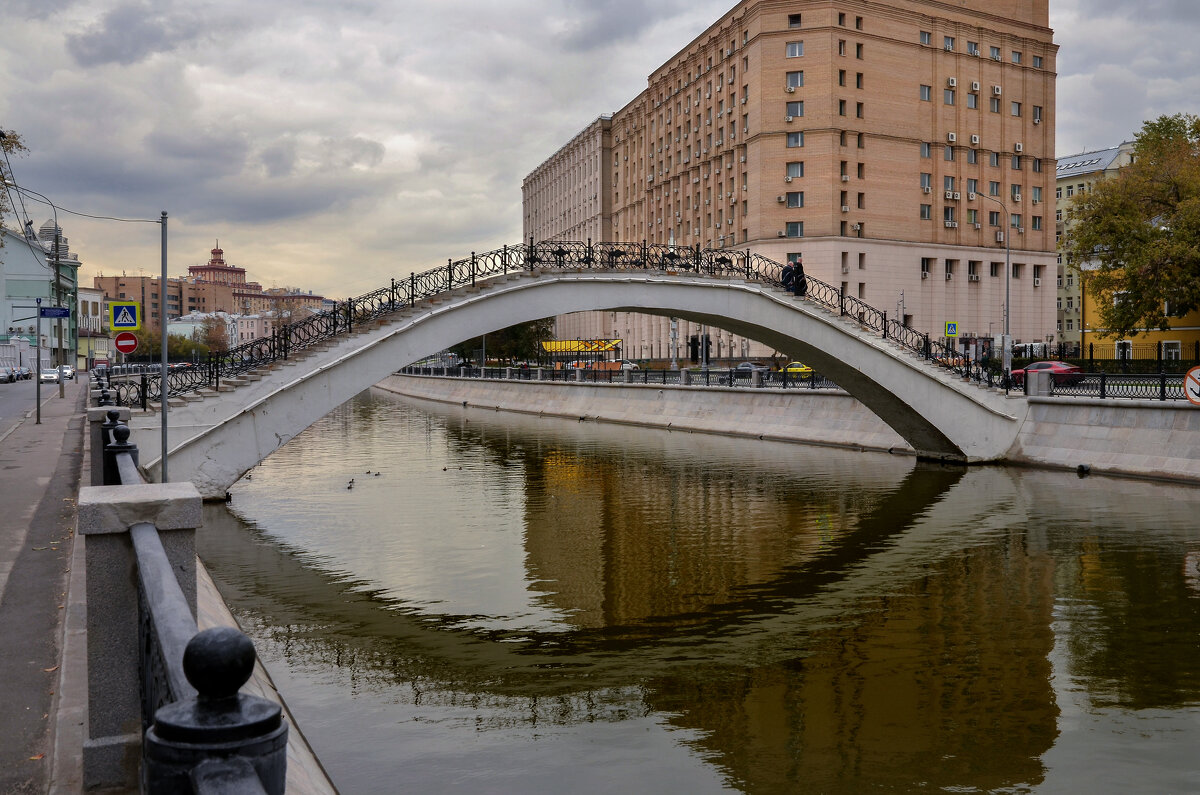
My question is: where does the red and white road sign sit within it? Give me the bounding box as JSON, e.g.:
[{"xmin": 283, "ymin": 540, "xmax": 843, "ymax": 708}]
[
  {"xmin": 114, "ymin": 331, "xmax": 139, "ymax": 355},
  {"xmin": 1186, "ymin": 366, "xmax": 1200, "ymax": 407}
]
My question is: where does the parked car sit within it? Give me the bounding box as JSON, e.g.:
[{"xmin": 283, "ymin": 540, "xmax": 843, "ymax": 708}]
[
  {"xmin": 735, "ymin": 361, "xmax": 771, "ymax": 372},
  {"xmin": 0, "ymin": 366, "xmax": 16, "ymax": 383},
  {"xmin": 16, "ymin": 366, "xmax": 32, "ymax": 380},
  {"xmin": 618, "ymin": 359, "xmax": 640, "ymax": 370},
  {"xmin": 1010, "ymin": 360, "xmax": 1084, "ymax": 387},
  {"xmin": 61, "ymin": 365, "xmax": 76, "ymax": 380},
  {"xmin": 784, "ymin": 361, "xmax": 813, "ymax": 378},
  {"xmin": 40, "ymin": 368, "xmax": 60, "ymax": 383}
]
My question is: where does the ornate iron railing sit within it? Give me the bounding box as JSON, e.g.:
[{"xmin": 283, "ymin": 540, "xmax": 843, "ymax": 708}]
[{"xmin": 89, "ymin": 237, "xmax": 1047, "ymax": 407}]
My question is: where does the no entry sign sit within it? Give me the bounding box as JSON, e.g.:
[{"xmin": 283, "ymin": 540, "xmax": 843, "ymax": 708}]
[{"xmin": 114, "ymin": 331, "xmax": 139, "ymax": 355}]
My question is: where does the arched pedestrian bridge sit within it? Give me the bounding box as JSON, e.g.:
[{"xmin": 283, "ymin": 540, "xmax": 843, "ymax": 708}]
[{"xmin": 115, "ymin": 241, "xmax": 1025, "ymax": 499}]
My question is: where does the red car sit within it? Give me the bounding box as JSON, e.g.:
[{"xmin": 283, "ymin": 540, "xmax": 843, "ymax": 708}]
[{"xmin": 1010, "ymin": 360, "xmax": 1084, "ymax": 386}]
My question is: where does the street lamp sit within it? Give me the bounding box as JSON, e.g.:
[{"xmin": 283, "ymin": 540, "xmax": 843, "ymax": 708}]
[
  {"xmin": 5, "ymin": 180, "xmax": 170, "ymax": 479},
  {"xmin": 978, "ymin": 193, "xmax": 1013, "ymax": 381}
]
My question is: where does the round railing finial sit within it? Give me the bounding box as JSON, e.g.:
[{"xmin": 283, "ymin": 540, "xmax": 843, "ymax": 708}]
[{"xmin": 183, "ymin": 626, "xmax": 256, "ymax": 700}]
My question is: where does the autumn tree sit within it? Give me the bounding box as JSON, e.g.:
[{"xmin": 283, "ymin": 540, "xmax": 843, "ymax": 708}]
[
  {"xmin": 1063, "ymin": 113, "xmax": 1200, "ymax": 337},
  {"xmin": 201, "ymin": 316, "xmax": 230, "ymax": 353}
]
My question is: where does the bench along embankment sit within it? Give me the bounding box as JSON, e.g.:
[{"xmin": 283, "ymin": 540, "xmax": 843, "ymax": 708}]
[{"xmin": 378, "ymin": 374, "xmax": 1200, "ymax": 484}]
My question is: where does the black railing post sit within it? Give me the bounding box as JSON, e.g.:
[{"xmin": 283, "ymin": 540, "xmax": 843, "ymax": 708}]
[
  {"xmin": 923, "ymin": 334, "xmax": 931, "ymax": 360},
  {"xmin": 1089, "ymin": 342, "xmax": 1094, "ymax": 366},
  {"xmin": 882, "ymin": 311, "xmax": 888, "ymax": 340},
  {"xmin": 390, "ymin": 277, "xmax": 397, "ymax": 312},
  {"xmin": 103, "ymin": 423, "xmax": 138, "ymax": 486},
  {"xmin": 1099, "ymin": 371, "xmax": 1107, "ymax": 399},
  {"xmin": 471, "ymin": 252, "xmax": 477, "ymax": 287},
  {"xmin": 528, "ymin": 236, "xmax": 535, "ymax": 273},
  {"xmin": 346, "ymin": 298, "xmax": 354, "ymax": 334},
  {"xmin": 447, "ymin": 258, "xmax": 453, "ymax": 291},
  {"xmin": 840, "ymin": 285, "xmax": 847, "ymax": 316},
  {"xmin": 410, "ymin": 272, "xmax": 416, "ymax": 307},
  {"xmin": 502, "ymin": 244, "xmax": 508, "ymax": 274},
  {"xmin": 143, "ymin": 627, "xmax": 288, "ymax": 794},
  {"xmin": 1160, "ymin": 372, "xmax": 1167, "ymax": 401},
  {"xmin": 139, "ymin": 373, "xmax": 149, "ymax": 411},
  {"xmin": 1157, "ymin": 341, "xmax": 1163, "ymax": 372},
  {"xmin": 586, "ymin": 238, "xmax": 594, "ymax": 268}
]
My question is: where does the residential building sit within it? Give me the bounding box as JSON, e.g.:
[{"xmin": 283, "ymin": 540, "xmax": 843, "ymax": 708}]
[
  {"xmin": 524, "ymin": 0, "xmax": 1058, "ymax": 363},
  {"xmin": 1, "ymin": 221, "xmax": 80, "ymax": 368},
  {"xmin": 1053, "ymin": 144, "xmax": 1134, "ymax": 355},
  {"xmin": 76, "ymin": 285, "xmax": 110, "ymax": 369}
]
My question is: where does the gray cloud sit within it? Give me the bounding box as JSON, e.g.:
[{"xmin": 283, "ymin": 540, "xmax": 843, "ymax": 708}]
[{"xmin": 2, "ymin": 0, "xmax": 1196, "ymax": 298}]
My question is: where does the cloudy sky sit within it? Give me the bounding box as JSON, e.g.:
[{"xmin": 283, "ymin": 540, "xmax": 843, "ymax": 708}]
[{"xmin": 1, "ymin": 0, "xmax": 1197, "ymax": 299}]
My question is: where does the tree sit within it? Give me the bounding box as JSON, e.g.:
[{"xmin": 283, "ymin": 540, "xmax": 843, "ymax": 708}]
[
  {"xmin": 450, "ymin": 318, "xmax": 556, "ymax": 364},
  {"xmin": 1063, "ymin": 113, "xmax": 1200, "ymax": 337},
  {"xmin": 0, "ymin": 129, "xmax": 29, "ymax": 247},
  {"xmin": 202, "ymin": 316, "xmax": 230, "ymax": 353}
]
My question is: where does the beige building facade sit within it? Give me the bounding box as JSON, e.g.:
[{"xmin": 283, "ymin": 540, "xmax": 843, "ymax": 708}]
[{"xmin": 524, "ymin": 0, "xmax": 1059, "ymax": 365}]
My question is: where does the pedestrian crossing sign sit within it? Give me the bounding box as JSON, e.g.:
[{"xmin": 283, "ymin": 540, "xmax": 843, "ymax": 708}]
[
  {"xmin": 109, "ymin": 301, "xmax": 141, "ymax": 331},
  {"xmin": 945, "ymin": 321, "xmax": 958, "ymax": 337}
]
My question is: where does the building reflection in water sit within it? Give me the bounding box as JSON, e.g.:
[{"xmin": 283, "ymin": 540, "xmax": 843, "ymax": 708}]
[{"xmin": 201, "ymin": 389, "xmax": 1200, "ymax": 793}]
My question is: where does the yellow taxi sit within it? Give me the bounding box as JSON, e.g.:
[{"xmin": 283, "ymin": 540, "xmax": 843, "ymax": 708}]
[{"xmin": 784, "ymin": 361, "xmax": 813, "ymax": 378}]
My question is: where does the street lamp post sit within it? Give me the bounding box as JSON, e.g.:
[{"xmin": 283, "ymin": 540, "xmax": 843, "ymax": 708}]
[
  {"xmin": 5, "ymin": 182, "xmax": 67, "ymax": 393},
  {"xmin": 979, "ymin": 193, "xmax": 1013, "ymax": 381}
]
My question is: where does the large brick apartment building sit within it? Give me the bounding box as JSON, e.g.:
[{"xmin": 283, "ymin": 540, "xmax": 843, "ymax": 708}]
[{"xmin": 524, "ymin": 0, "xmax": 1058, "ymax": 364}]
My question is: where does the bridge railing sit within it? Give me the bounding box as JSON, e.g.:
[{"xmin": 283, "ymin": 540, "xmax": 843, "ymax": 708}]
[
  {"xmin": 401, "ymin": 365, "xmax": 845, "ymax": 391},
  {"xmin": 78, "ymin": 412, "xmax": 288, "ymax": 792},
  {"xmin": 98, "ymin": 238, "xmax": 1011, "ymax": 408}
]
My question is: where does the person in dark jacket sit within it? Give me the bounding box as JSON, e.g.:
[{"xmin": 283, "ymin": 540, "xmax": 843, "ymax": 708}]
[
  {"xmin": 781, "ymin": 261, "xmax": 795, "ymax": 292},
  {"xmin": 793, "ymin": 258, "xmax": 808, "ymax": 297}
]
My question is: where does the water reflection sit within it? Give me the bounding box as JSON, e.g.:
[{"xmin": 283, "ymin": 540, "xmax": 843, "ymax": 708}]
[{"xmin": 198, "ymin": 389, "xmax": 1200, "ymax": 794}]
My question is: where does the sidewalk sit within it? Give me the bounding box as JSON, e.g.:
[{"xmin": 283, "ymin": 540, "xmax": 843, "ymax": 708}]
[{"xmin": 0, "ymin": 380, "xmax": 86, "ymax": 794}]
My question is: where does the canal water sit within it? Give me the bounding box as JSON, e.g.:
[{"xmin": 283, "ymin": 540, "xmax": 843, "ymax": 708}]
[{"xmin": 199, "ymin": 388, "xmax": 1200, "ymax": 794}]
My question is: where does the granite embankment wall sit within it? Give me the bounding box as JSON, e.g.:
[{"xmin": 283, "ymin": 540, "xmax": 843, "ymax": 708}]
[{"xmin": 377, "ymin": 375, "xmax": 1200, "ymax": 484}]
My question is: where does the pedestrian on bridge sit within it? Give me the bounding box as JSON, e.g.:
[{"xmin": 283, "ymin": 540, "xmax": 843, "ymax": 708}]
[
  {"xmin": 793, "ymin": 257, "xmax": 808, "ymax": 297},
  {"xmin": 781, "ymin": 260, "xmax": 795, "ymax": 293}
]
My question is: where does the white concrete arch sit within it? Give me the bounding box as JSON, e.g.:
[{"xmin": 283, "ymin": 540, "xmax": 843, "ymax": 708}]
[{"xmin": 131, "ymin": 270, "xmax": 1026, "ymax": 498}]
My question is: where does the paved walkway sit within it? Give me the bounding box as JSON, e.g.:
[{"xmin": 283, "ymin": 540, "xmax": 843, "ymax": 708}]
[{"xmin": 0, "ymin": 381, "xmax": 85, "ymax": 794}]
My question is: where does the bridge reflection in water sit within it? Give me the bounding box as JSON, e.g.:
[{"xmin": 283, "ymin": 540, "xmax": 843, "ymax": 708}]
[{"xmin": 198, "ymin": 389, "xmax": 1200, "ymax": 794}]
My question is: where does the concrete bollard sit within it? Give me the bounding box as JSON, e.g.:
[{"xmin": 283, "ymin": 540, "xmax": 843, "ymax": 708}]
[
  {"xmin": 1027, "ymin": 370, "xmax": 1054, "ymax": 397},
  {"xmin": 751, "ymin": 370, "xmax": 763, "ymax": 388},
  {"xmin": 623, "ymin": 368, "xmax": 633, "ymax": 383},
  {"xmin": 575, "ymin": 368, "xmax": 584, "ymax": 382},
  {"xmin": 681, "ymin": 370, "xmax": 691, "ymax": 386},
  {"xmin": 88, "ymin": 407, "xmax": 131, "ymax": 487}
]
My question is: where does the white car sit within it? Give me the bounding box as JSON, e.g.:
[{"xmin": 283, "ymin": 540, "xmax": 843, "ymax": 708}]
[
  {"xmin": 61, "ymin": 365, "xmax": 76, "ymax": 380},
  {"xmin": 40, "ymin": 369, "xmax": 61, "ymax": 383}
]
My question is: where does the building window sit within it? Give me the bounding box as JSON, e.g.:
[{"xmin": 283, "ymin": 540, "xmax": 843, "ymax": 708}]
[
  {"xmin": 855, "ymin": 42, "xmax": 863, "ymax": 59},
  {"xmin": 788, "ymin": 13, "xmax": 802, "ymax": 28},
  {"xmin": 839, "ymin": 69, "xmax": 847, "ymax": 86},
  {"xmin": 1032, "ymin": 158, "xmax": 1043, "ymax": 173},
  {"xmin": 786, "ymin": 101, "xmax": 804, "ymax": 117},
  {"xmin": 944, "ymin": 206, "xmax": 956, "ymax": 223},
  {"xmin": 856, "ymin": 72, "xmax": 863, "ymax": 89},
  {"xmin": 990, "ymin": 97, "xmax": 1001, "ymax": 113},
  {"xmin": 1012, "ymin": 155, "xmax": 1022, "ymax": 170},
  {"xmin": 944, "ymin": 89, "xmax": 956, "ymax": 105},
  {"xmin": 786, "ymin": 221, "xmax": 804, "ymax": 237},
  {"xmin": 838, "ymin": 39, "xmax": 846, "ymax": 56},
  {"xmin": 786, "ymin": 191, "xmax": 804, "ymax": 208},
  {"xmin": 786, "ymin": 70, "xmax": 804, "ymax": 88},
  {"xmin": 1011, "ymin": 101, "xmax": 1022, "ymax": 117},
  {"xmin": 787, "ymin": 132, "xmax": 804, "ymax": 147},
  {"xmin": 967, "ymin": 41, "xmax": 979, "ymax": 56},
  {"xmin": 1066, "ymin": 185, "xmax": 1074, "ymax": 197},
  {"xmin": 838, "ymin": 99, "xmax": 847, "ymax": 116},
  {"xmin": 1011, "ymin": 214, "xmax": 1022, "ymax": 229},
  {"xmin": 944, "ymin": 145, "xmax": 955, "ymax": 161},
  {"xmin": 855, "ymin": 16, "xmax": 863, "ymax": 30},
  {"xmin": 1033, "ymin": 55, "xmax": 1043, "ymax": 68},
  {"xmin": 967, "ymin": 209, "xmax": 978, "ymax": 225},
  {"xmin": 944, "ymin": 36, "xmax": 955, "ymax": 51},
  {"xmin": 838, "ymin": 12, "xmax": 846, "ymax": 25},
  {"xmin": 857, "ymin": 162, "xmax": 864, "ymax": 178},
  {"xmin": 920, "ymin": 204, "xmax": 932, "ymax": 220},
  {"xmin": 1012, "ymin": 50, "xmax": 1022, "ymax": 64},
  {"xmin": 990, "ymin": 45, "xmax": 1001, "ymax": 59},
  {"xmin": 857, "ymin": 132, "xmax": 865, "ymax": 148},
  {"xmin": 1033, "ymin": 106, "xmax": 1043, "ymax": 124},
  {"xmin": 944, "ymin": 175, "xmax": 956, "ymax": 191},
  {"xmin": 920, "ymin": 84, "xmax": 932, "ymax": 101},
  {"xmin": 786, "ymin": 41, "xmax": 804, "ymax": 58},
  {"xmin": 966, "ymin": 148, "xmax": 978, "ymax": 165},
  {"xmin": 920, "ymin": 172, "xmax": 932, "ymax": 189},
  {"xmin": 919, "ymin": 30, "xmax": 931, "ymax": 45},
  {"xmin": 1011, "ymin": 184, "xmax": 1022, "ymax": 201},
  {"xmin": 989, "ymin": 211, "xmax": 1001, "ymax": 226},
  {"xmin": 921, "ymin": 257, "xmax": 934, "ymax": 274},
  {"xmin": 1032, "ymin": 216, "xmax": 1042, "ymax": 230},
  {"xmin": 988, "ymin": 151, "xmax": 999, "ymax": 167},
  {"xmin": 920, "ymin": 142, "xmax": 931, "ymax": 158},
  {"xmin": 967, "ymin": 177, "xmax": 978, "ymax": 193},
  {"xmin": 967, "ymin": 93, "xmax": 978, "ymax": 109},
  {"xmin": 855, "ymin": 102, "xmax": 863, "ymax": 118}
]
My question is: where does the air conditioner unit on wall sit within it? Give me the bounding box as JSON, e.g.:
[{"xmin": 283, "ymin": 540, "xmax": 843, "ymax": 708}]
[
  {"xmin": 921, "ymin": 271, "xmax": 930, "ymax": 279},
  {"xmin": 786, "ymin": 86, "xmax": 796, "ymax": 93},
  {"xmin": 970, "ymin": 81, "xmax": 980, "ymax": 92},
  {"xmin": 947, "ymin": 77, "xmax": 957, "ymax": 87},
  {"xmin": 841, "ymin": 174, "xmax": 850, "ymax": 182},
  {"xmin": 969, "ymin": 274, "xmax": 980, "ymax": 281},
  {"xmin": 970, "ymin": 134, "xmax": 980, "ymax": 145},
  {"xmin": 947, "ymin": 132, "xmax": 957, "ymax": 142},
  {"xmin": 993, "ymin": 85, "xmax": 1002, "ymax": 95},
  {"xmin": 923, "ymin": 186, "xmax": 932, "ymax": 194},
  {"xmin": 1015, "ymin": 142, "xmax": 1024, "ymax": 152},
  {"xmin": 1034, "ymin": 277, "xmax": 1041, "ymax": 286},
  {"xmin": 945, "ymin": 272, "xmax": 953, "ymax": 280}
]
